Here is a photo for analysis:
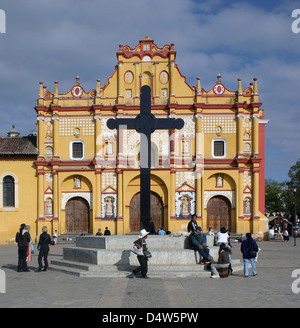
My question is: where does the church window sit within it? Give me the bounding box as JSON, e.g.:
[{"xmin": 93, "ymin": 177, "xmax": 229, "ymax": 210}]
[
  {"xmin": 212, "ymin": 139, "xmax": 226, "ymax": 158},
  {"xmin": 3, "ymin": 176, "xmax": 15, "ymax": 207},
  {"xmin": 70, "ymin": 141, "xmax": 84, "ymax": 160}
]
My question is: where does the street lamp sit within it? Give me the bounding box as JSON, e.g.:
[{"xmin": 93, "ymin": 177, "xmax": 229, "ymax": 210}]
[{"xmin": 293, "ymin": 187, "xmax": 297, "ymax": 246}]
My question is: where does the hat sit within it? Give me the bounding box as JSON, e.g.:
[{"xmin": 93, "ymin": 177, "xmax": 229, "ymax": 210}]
[
  {"xmin": 196, "ymin": 226, "xmax": 202, "ymax": 231},
  {"xmin": 139, "ymin": 229, "xmax": 149, "ymax": 239}
]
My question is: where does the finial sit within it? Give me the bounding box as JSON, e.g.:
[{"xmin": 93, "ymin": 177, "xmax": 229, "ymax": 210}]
[
  {"xmin": 237, "ymin": 78, "xmax": 242, "ymax": 95},
  {"xmin": 253, "ymin": 78, "xmax": 258, "ymax": 94},
  {"xmin": 96, "ymin": 79, "xmax": 100, "ymax": 97},
  {"xmin": 197, "ymin": 77, "xmax": 202, "ymax": 96},
  {"xmin": 54, "ymin": 81, "xmax": 58, "ymax": 97},
  {"xmin": 39, "ymin": 82, "xmax": 44, "ymax": 98},
  {"xmin": 217, "ymin": 74, "xmax": 221, "ymax": 83},
  {"xmin": 76, "ymin": 75, "xmax": 80, "ymax": 85}
]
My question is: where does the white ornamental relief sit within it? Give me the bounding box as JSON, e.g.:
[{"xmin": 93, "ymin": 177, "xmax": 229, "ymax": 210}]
[
  {"xmin": 101, "ymin": 194, "xmax": 117, "ymax": 218},
  {"xmin": 101, "ymin": 118, "xmax": 117, "ymax": 138},
  {"xmin": 204, "ymin": 191, "xmax": 235, "ymax": 209},
  {"xmin": 202, "ymin": 116, "xmax": 236, "ymax": 134},
  {"xmin": 61, "ymin": 192, "xmax": 93, "ymax": 210},
  {"xmin": 175, "ymin": 192, "xmax": 195, "ymax": 216},
  {"xmin": 176, "ymin": 171, "xmax": 196, "ymax": 189},
  {"xmin": 102, "ymin": 172, "xmax": 117, "ymax": 189},
  {"xmin": 176, "ymin": 116, "xmax": 195, "ymax": 137}
]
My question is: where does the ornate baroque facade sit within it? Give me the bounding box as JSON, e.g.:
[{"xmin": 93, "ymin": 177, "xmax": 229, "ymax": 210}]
[{"xmin": 0, "ymin": 37, "xmax": 269, "ymax": 243}]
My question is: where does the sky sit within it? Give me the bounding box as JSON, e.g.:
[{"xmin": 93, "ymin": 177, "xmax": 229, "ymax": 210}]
[{"xmin": 0, "ymin": 0, "xmax": 299, "ymax": 183}]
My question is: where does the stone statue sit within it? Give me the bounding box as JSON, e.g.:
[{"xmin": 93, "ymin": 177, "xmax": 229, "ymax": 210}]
[
  {"xmin": 105, "ymin": 197, "xmax": 114, "ymax": 215},
  {"xmin": 74, "ymin": 176, "xmax": 81, "ymax": 188},
  {"xmin": 245, "ymin": 198, "xmax": 251, "ymax": 214},
  {"xmin": 180, "ymin": 195, "xmax": 190, "ymax": 214}
]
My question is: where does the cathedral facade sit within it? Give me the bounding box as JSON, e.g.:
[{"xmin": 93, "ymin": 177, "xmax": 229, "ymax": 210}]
[{"xmin": 0, "ymin": 37, "xmax": 269, "ymax": 243}]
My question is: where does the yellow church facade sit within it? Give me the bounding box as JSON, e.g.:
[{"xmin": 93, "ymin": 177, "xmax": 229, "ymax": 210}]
[{"xmin": 0, "ymin": 37, "xmax": 269, "ymax": 243}]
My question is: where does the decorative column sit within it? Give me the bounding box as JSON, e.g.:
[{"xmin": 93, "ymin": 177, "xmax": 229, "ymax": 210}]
[
  {"xmin": 170, "ymin": 169, "xmax": 176, "ymax": 221},
  {"xmin": 37, "ymin": 116, "xmax": 45, "ymax": 158},
  {"xmin": 238, "ymin": 169, "xmax": 245, "ymax": 233},
  {"xmin": 94, "ymin": 170, "xmax": 102, "ymax": 221},
  {"xmin": 117, "ymin": 61, "xmax": 124, "ymax": 104},
  {"xmin": 237, "ymin": 114, "xmax": 244, "ymax": 156},
  {"xmin": 134, "ymin": 62, "xmax": 140, "ymax": 101},
  {"xmin": 37, "ymin": 170, "xmax": 44, "ymax": 220},
  {"xmin": 116, "ymin": 169, "xmax": 124, "ymax": 234},
  {"xmin": 94, "ymin": 114, "xmax": 102, "ymax": 161},
  {"xmin": 252, "ymin": 114, "xmax": 259, "ymax": 156},
  {"xmin": 52, "ymin": 115, "xmax": 60, "ymax": 159},
  {"xmin": 252, "ymin": 170, "xmax": 260, "ymax": 233}
]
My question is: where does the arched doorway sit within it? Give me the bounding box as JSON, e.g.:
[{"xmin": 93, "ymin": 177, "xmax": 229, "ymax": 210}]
[
  {"xmin": 129, "ymin": 191, "xmax": 163, "ymax": 233},
  {"xmin": 65, "ymin": 197, "xmax": 90, "ymax": 234},
  {"xmin": 207, "ymin": 196, "xmax": 231, "ymax": 232}
]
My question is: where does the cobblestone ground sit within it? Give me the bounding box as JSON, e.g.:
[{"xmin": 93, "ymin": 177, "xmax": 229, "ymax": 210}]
[{"xmin": 0, "ymin": 239, "xmax": 300, "ymax": 308}]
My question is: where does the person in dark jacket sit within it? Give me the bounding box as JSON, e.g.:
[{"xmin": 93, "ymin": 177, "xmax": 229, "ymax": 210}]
[
  {"xmin": 36, "ymin": 226, "xmax": 52, "ymax": 272},
  {"xmin": 187, "ymin": 214, "xmax": 198, "ymax": 233},
  {"xmin": 15, "ymin": 223, "xmax": 31, "ymax": 272},
  {"xmin": 241, "ymin": 233, "xmax": 259, "ymax": 277},
  {"xmin": 210, "ymin": 243, "xmax": 230, "ymax": 278},
  {"xmin": 189, "ymin": 227, "xmax": 213, "ymax": 264}
]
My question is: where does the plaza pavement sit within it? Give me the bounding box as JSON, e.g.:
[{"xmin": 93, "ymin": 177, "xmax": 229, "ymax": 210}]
[{"xmin": 0, "ymin": 238, "xmax": 300, "ymax": 308}]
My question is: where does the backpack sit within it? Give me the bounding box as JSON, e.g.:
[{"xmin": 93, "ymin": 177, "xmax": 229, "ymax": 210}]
[{"xmin": 248, "ymin": 239, "xmax": 256, "ymax": 258}]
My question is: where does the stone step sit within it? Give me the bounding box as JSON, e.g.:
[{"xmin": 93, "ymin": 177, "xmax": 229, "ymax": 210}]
[
  {"xmin": 51, "ymin": 258, "xmax": 240, "ymax": 272},
  {"xmin": 49, "ymin": 260, "xmax": 243, "ymax": 278}
]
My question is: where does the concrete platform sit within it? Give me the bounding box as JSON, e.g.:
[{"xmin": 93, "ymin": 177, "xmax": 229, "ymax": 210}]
[{"xmin": 49, "ymin": 234, "xmax": 241, "ymax": 278}]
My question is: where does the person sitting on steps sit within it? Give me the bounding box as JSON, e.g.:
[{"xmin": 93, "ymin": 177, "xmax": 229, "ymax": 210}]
[
  {"xmin": 210, "ymin": 243, "xmax": 231, "ymax": 278},
  {"xmin": 189, "ymin": 226, "xmax": 213, "ymax": 264}
]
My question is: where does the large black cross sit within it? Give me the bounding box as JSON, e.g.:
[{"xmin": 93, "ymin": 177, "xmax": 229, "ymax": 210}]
[{"xmin": 107, "ymin": 85, "xmax": 184, "ymax": 232}]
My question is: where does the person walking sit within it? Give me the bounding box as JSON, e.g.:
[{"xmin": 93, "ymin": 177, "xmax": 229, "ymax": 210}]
[
  {"xmin": 241, "ymin": 232, "xmax": 259, "ymax": 277},
  {"xmin": 132, "ymin": 229, "xmax": 150, "ymax": 278},
  {"xmin": 15, "ymin": 223, "xmax": 31, "ymax": 272},
  {"xmin": 36, "ymin": 226, "xmax": 52, "ymax": 272}
]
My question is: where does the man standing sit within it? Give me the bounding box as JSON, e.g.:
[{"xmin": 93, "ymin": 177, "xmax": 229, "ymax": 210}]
[{"xmin": 189, "ymin": 226, "xmax": 212, "ymax": 264}]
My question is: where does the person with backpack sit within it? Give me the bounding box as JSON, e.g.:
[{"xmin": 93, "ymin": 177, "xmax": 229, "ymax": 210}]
[{"xmin": 241, "ymin": 233, "xmax": 259, "ymax": 277}]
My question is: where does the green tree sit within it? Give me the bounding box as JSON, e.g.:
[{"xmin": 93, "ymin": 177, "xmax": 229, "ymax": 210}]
[
  {"xmin": 265, "ymin": 179, "xmax": 287, "ymax": 215},
  {"xmin": 288, "ymin": 158, "xmax": 300, "ymax": 220}
]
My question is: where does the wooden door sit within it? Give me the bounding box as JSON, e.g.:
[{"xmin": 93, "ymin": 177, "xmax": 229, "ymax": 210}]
[
  {"xmin": 129, "ymin": 192, "xmax": 163, "ymax": 233},
  {"xmin": 65, "ymin": 197, "xmax": 90, "ymax": 234},
  {"xmin": 207, "ymin": 196, "xmax": 231, "ymax": 232}
]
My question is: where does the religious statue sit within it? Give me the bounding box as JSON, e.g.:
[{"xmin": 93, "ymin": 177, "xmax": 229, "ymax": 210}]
[
  {"xmin": 74, "ymin": 176, "xmax": 81, "ymax": 188},
  {"xmin": 183, "ymin": 140, "xmax": 189, "ymax": 153},
  {"xmin": 45, "ymin": 199, "xmax": 52, "ymax": 215},
  {"xmin": 216, "ymin": 174, "xmax": 222, "ymax": 187},
  {"xmin": 105, "ymin": 197, "xmax": 114, "ymax": 215},
  {"xmin": 245, "ymin": 198, "xmax": 251, "ymax": 214},
  {"xmin": 180, "ymin": 195, "xmax": 190, "ymax": 214},
  {"xmin": 106, "ymin": 141, "xmax": 113, "ymax": 155}
]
